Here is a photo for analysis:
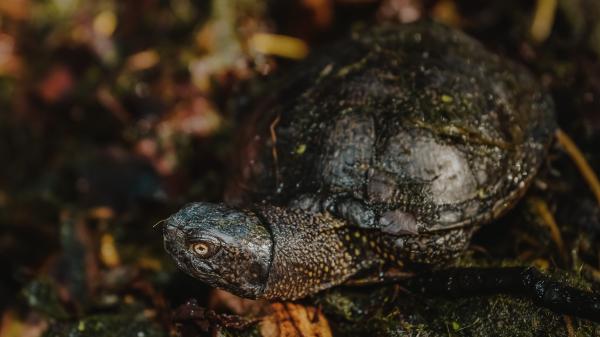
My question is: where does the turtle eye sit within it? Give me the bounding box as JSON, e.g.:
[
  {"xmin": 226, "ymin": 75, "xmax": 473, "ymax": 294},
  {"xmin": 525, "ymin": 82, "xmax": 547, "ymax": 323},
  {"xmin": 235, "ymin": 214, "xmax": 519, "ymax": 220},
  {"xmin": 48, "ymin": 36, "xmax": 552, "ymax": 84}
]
[{"xmin": 190, "ymin": 239, "xmax": 220, "ymax": 258}]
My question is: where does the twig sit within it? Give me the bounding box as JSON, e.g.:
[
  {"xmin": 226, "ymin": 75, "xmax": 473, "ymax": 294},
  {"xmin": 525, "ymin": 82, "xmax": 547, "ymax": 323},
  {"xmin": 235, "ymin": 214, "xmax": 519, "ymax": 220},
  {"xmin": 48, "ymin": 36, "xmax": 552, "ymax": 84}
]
[
  {"xmin": 563, "ymin": 315, "xmax": 575, "ymax": 337},
  {"xmin": 530, "ymin": 197, "xmax": 568, "ymax": 263},
  {"xmin": 269, "ymin": 114, "xmax": 282, "ymax": 188},
  {"xmin": 555, "ymin": 129, "xmax": 600, "ymax": 207}
]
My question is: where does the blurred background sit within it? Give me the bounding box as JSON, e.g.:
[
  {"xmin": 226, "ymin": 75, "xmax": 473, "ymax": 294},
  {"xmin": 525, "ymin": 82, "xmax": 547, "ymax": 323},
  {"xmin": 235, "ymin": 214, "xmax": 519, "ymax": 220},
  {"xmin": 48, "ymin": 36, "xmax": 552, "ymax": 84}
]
[{"xmin": 1, "ymin": 0, "xmax": 600, "ymax": 336}]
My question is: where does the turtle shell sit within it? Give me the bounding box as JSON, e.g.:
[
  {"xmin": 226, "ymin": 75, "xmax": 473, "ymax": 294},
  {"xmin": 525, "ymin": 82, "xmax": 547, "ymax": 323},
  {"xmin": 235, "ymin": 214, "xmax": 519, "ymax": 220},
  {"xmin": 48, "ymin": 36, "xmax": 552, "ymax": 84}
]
[{"xmin": 227, "ymin": 21, "xmax": 556, "ymax": 235}]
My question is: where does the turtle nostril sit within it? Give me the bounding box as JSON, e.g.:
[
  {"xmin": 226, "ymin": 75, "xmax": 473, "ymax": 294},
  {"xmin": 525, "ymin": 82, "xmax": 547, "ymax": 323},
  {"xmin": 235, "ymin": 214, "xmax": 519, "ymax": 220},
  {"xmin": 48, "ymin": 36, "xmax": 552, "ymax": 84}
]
[{"xmin": 161, "ymin": 221, "xmax": 180, "ymax": 238}]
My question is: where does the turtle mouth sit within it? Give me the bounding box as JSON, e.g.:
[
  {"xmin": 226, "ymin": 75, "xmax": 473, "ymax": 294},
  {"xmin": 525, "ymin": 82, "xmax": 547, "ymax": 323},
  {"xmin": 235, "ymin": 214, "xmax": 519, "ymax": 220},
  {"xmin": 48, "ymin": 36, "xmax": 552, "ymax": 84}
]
[{"xmin": 162, "ymin": 222, "xmax": 176, "ymax": 250}]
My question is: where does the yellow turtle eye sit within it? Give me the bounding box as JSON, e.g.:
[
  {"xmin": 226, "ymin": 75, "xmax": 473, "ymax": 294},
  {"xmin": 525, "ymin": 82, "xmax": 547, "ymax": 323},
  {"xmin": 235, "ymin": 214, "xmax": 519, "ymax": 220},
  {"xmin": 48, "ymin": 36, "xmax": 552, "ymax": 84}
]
[
  {"xmin": 193, "ymin": 242, "xmax": 209, "ymax": 255},
  {"xmin": 190, "ymin": 240, "xmax": 219, "ymax": 258}
]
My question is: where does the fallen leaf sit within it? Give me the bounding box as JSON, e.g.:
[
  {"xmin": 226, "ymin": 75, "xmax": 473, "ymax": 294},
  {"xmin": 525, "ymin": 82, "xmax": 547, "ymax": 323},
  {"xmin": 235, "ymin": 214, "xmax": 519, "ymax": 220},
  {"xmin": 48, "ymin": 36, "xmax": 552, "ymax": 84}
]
[{"xmin": 260, "ymin": 302, "xmax": 332, "ymax": 337}]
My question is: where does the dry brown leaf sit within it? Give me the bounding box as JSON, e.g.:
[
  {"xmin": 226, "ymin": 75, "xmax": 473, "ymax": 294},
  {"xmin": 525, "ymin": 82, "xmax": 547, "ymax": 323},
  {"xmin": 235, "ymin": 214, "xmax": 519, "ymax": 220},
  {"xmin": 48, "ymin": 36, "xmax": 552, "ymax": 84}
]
[
  {"xmin": 431, "ymin": 0, "xmax": 462, "ymax": 27},
  {"xmin": 377, "ymin": 0, "xmax": 422, "ymax": 23},
  {"xmin": 260, "ymin": 302, "xmax": 332, "ymax": 337},
  {"xmin": 37, "ymin": 65, "xmax": 74, "ymax": 103},
  {"xmin": 126, "ymin": 50, "xmax": 160, "ymax": 71},
  {"xmin": 88, "ymin": 206, "xmax": 115, "ymax": 221},
  {"xmin": 99, "ymin": 233, "xmax": 121, "ymax": 268},
  {"xmin": 302, "ymin": 0, "xmax": 333, "ymax": 29},
  {"xmin": 0, "ymin": 0, "xmax": 29, "ymax": 20},
  {"xmin": 160, "ymin": 97, "xmax": 222, "ymax": 138},
  {"xmin": 0, "ymin": 310, "xmax": 47, "ymax": 337},
  {"xmin": 0, "ymin": 33, "xmax": 22, "ymax": 77}
]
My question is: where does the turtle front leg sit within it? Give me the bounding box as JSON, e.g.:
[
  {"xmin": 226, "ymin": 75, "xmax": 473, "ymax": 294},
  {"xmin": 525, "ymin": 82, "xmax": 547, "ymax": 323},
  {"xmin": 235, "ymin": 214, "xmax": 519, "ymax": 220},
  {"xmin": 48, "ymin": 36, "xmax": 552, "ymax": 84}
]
[
  {"xmin": 172, "ymin": 299, "xmax": 259, "ymax": 331},
  {"xmin": 404, "ymin": 267, "xmax": 600, "ymax": 323}
]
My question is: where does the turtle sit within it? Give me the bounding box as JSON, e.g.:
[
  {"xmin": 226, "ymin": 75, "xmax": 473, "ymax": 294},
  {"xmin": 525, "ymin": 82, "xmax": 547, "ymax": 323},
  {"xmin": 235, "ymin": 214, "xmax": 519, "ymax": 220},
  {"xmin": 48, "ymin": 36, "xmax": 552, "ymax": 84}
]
[{"xmin": 162, "ymin": 21, "xmax": 600, "ymax": 321}]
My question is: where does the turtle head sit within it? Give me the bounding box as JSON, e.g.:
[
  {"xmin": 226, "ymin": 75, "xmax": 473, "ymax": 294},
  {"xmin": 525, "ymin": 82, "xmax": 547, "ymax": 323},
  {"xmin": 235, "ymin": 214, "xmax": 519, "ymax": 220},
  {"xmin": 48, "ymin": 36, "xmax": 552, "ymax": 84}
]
[{"xmin": 163, "ymin": 202, "xmax": 273, "ymax": 298}]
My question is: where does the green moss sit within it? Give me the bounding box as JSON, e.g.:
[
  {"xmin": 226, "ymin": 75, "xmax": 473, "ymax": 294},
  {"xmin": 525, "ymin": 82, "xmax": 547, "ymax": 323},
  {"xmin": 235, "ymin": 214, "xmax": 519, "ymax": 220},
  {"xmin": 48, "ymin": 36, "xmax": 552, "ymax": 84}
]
[
  {"xmin": 43, "ymin": 313, "xmax": 165, "ymax": 337},
  {"xmin": 317, "ymin": 258, "xmax": 600, "ymax": 337}
]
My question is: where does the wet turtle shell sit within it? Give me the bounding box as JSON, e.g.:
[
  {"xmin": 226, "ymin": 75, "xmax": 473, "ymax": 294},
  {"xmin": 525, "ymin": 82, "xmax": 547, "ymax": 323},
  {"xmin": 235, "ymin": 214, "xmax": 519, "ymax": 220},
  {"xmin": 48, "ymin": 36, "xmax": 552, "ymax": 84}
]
[{"xmin": 227, "ymin": 21, "xmax": 556, "ymax": 245}]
